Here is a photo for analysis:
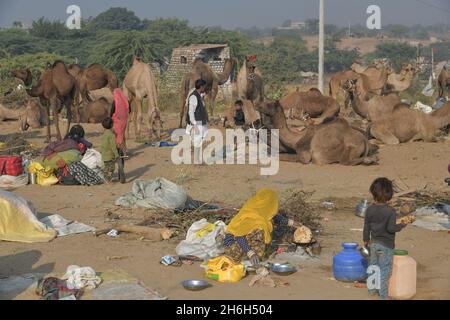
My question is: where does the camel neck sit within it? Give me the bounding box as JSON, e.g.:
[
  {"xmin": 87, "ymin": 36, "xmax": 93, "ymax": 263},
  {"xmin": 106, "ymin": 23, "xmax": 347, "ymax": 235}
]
[{"xmin": 271, "ymin": 109, "xmax": 301, "ymax": 148}]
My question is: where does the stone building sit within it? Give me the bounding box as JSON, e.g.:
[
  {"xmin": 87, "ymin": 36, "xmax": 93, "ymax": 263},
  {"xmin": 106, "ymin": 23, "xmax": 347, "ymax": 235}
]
[{"xmin": 163, "ymin": 44, "xmax": 235, "ymax": 100}]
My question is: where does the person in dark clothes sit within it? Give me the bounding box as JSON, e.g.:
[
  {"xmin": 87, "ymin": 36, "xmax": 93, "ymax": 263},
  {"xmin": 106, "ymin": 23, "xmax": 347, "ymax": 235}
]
[
  {"xmin": 363, "ymin": 177, "xmax": 407, "ymax": 300},
  {"xmin": 64, "ymin": 124, "xmax": 92, "ymax": 155},
  {"xmin": 233, "ymin": 100, "xmax": 246, "ymax": 126}
]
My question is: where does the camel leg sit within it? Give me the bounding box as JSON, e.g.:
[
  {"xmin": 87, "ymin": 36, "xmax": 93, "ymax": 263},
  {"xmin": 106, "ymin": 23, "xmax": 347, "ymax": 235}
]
[
  {"xmin": 50, "ymin": 97, "xmax": 62, "ymax": 141},
  {"xmin": 179, "ymin": 101, "xmax": 186, "ymax": 128},
  {"xmin": 64, "ymin": 96, "xmax": 73, "ymax": 137},
  {"xmin": 44, "ymin": 104, "xmax": 51, "ymax": 143},
  {"xmin": 370, "ymin": 125, "xmax": 400, "ymax": 145},
  {"xmin": 208, "ymin": 90, "xmax": 217, "ymax": 118},
  {"xmin": 135, "ymin": 99, "xmax": 143, "ymax": 140}
]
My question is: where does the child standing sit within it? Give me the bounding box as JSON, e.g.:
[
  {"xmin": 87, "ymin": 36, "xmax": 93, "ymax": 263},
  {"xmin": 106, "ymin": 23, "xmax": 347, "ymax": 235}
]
[
  {"xmin": 363, "ymin": 177, "xmax": 407, "ymax": 300},
  {"xmin": 101, "ymin": 118, "xmax": 119, "ymax": 182}
]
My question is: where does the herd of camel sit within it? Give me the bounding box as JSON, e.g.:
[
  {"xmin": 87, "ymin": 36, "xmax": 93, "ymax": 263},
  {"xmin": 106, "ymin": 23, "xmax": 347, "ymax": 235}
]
[{"xmin": 1, "ymin": 53, "xmax": 450, "ymax": 166}]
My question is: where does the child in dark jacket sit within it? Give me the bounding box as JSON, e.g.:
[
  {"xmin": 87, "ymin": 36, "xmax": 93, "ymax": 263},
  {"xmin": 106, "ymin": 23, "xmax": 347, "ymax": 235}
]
[{"xmin": 363, "ymin": 177, "xmax": 407, "ymax": 300}]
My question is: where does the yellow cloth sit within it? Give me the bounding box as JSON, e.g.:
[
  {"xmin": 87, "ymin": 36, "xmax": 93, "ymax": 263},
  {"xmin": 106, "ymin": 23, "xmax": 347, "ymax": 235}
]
[
  {"xmin": 28, "ymin": 162, "xmax": 58, "ymax": 186},
  {"xmin": 0, "ymin": 189, "xmax": 56, "ymax": 243},
  {"xmin": 205, "ymin": 256, "xmax": 245, "ymax": 283},
  {"xmin": 226, "ymin": 188, "xmax": 279, "ymax": 244}
]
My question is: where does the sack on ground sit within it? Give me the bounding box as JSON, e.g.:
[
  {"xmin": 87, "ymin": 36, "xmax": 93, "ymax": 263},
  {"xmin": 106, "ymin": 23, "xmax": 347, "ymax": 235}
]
[
  {"xmin": 175, "ymin": 218, "xmax": 226, "ymax": 260},
  {"xmin": 28, "ymin": 162, "xmax": 58, "ymax": 186},
  {"xmin": 0, "ymin": 189, "xmax": 56, "ymax": 242},
  {"xmin": 205, "ymin": 255, "xmax": 246, "ymax": 283}
]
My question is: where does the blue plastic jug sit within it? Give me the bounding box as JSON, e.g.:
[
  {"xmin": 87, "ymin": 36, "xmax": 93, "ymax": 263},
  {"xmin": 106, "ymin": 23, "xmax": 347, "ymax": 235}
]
[{"xmin": 333, "ymin": 242, "xmax": 368, "ymax": 282}]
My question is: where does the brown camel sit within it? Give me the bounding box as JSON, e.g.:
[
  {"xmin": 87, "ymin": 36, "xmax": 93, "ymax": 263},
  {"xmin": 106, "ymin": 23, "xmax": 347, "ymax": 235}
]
[
  {"xmin": 0, "ymin": 103, "xmax": 23, "ymax": 121},
  {"xmin": 222, "ymin": 99, "xmax": 261, "ymax": 128},
  {"xmin": 122, "ymin": 57, "xmax": 159, "ymax": 140},
  {"xmin": 68, "ymin": 63, "xmax": 118, "ymax": 120},
  {"xmin": 342, "ymin": 79, "xmax": 401, "ymax": 122},
  {"xmin": 236, "ymin": 57, "xmax": 264, "ymax": 103},
  {"xmin": 78, "ymin": 97, "xmax": 111, "ymax": 123},
  {"xmin": 279, "ymin": 88, "xmax": 340, "ymax": 124},
  {"xmin": 12, "ymin": 61, "xmax": 78, "ymax": 141},
  {"xmin": 437, "ymin": 66, "xmax": 450, "ymax": 99},
  {"xmin": 179, "ymin": 57, "xmax": 237, "ymax": 127},
  {"xmin": 386, "ymin": 64, "xmax": 415, "ymax": 93},
  {"xmin": 255, "ymin": 99, "xmax": 378, "ymax": 165},
  {"xmin": 329, "ymin": 70, "xmax": 362, "ymax": 107},
  {"xmin": 370, "ymin": 102, "xmax": 450, "ymax": 144},
  {"xmin": 19, "ymin": 100, "xmax": 46, "ymax": 131}
]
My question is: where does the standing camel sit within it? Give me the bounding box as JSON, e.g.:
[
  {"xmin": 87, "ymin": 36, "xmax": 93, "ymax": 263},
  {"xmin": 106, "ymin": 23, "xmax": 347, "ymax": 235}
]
[
  {"xmin": 437, "ymin": 66, "xmax": 450, "ymax": 99},
  {"xmin": 11, "ymin": 61, "xmax": 78, "ymax": 141},
  {"xmin": 68, "ymin": 63, "xmax": 118, "ymax": 119},
  {"xmin": 236, "ymin": 57, "xmax": 264, "ymax": 104},
  {"xmin": 122, "ymin": 57, "xmax": 159, "ymax": 140},
  {"xmin": 179, "ymin": 57, "xmax": 237, "ymax": 128}
]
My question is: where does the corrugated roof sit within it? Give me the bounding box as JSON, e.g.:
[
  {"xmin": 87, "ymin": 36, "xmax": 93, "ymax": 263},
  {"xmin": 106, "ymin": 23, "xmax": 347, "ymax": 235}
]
[{"xmin": 174, "ymin": 44, "xmax": 228, "ymax": 50}]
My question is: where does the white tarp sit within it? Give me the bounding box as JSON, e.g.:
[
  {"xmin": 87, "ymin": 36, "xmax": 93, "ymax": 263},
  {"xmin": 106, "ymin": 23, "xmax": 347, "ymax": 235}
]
[{"xmin": 39, "ymin": 214, "xmax": 95, "ymax": 236}]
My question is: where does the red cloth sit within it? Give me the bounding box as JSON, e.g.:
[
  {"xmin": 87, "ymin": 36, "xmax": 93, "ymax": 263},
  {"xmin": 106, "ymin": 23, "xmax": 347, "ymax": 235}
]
[{"xmin": 112, "ymin": 88, "xmax": 129, "ymax": 147}]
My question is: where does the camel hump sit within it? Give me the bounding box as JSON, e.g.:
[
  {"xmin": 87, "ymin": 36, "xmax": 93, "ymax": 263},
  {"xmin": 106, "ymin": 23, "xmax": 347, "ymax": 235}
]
[
  {"xmin": 393, "ymin": 103, "xmax": 410, "ymax": 112},
  {"xmin": 308, "ymin": 88, "xmax": 322, "ymax": 95},
  {"xmin": 52, "ymin": 60, "xmax": 66, "ymax": 68}
]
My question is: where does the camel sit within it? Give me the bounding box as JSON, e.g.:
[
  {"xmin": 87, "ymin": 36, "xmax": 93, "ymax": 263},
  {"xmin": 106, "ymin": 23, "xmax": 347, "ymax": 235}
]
[
  {"xmin": 19, "ymin": 100, "xmax": 46, "ymax": 131},
  {"xmin": 342, "ymin": 79, "xmax": 401, "ymax": 122},
  {"xmin": 370, "ymin": 102, "xmax": 450, "ymax": 144},
  {"xmin": 122, "ymin": 57, "xmax": 159, "ymax": 140},
  {"xmin": 222, "ymin": 99, "xmax": 261, "ymax": 128},
  {"xmin": 179, "ymin": 57, "xmax": 237, "ymax": 127},
  {"xmin": 255, "ymin": 99, "xmax": 378, "ymax": 165},
  {"xmin": 386, "ymin": 64, "xmax": 415, "ymax": 93},
  {"xmin": 12, "ymin": 61, "xmax": 78, "ymax": 141},
  {"xmin": 437, "ymin": 66, "xmax": 450, "ymax": 99},
  {"xmin": 329, "ymin": 70, "xmax": 361, "ymax": 107},
  {"xmin": 0, "ymin": 103, "xmax": 24, "ymax": 121},
  {"xmin": 78, "ymin": 97, "xmax": 111, "ymax": 123},
  {"xmin": 236, "ymin": 57, "xmax": 264, "ymax": 104},
  {"xmin": 68, "ymin": 63, "xmax": 118, "ymax": 118},
  {"xmin": 279, "ymin": 88, "xmax": 340, "ymax": 124}
]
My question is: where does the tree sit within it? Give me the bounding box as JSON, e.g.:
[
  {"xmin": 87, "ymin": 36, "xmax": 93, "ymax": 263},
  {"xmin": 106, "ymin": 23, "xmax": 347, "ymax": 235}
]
[
  {"xmin": 88, "ymin": 7, "xmax": 142, "ymax": 30},
  {"xmin": 30, "ymin": 17, "xmax": 67, "ymax": 39},
  {"xmin": 367, "ymin": 42, "xmax": 416, "ymax": 72}
]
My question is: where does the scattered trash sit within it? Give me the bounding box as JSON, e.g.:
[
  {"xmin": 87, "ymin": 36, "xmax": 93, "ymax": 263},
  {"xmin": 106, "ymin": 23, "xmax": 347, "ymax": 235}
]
[
  {"xmin": 36, "ymin": 277, "xmax": 82, "ymax": 300},
  {"xmin": 107, "ymin": 229, "xmax": 119, "ymax": 237},
  {"xmin": 413, "ymin": 101, "xmax": 433, "ymax": 114},
  {"xmin": 106, "ymin": 256, "xmax": 129, "ymax": 261},
  {"xmin": 95, "ymin": 224, "xmax": 173, "ymax": 241},
  {"xmin": 160, "ymin": 255, "xmax": 181, "ymax": 267},
  {"xmin": 321, "ymin": 201, "xmax": 335, "ymax": 210},
  {"xmin": 0, "ymin": 174, "xmax": 28, "ymax": 189},
  {"xmin": 61, "ymin": 265, "xmax": 102, "ymax": 290}
]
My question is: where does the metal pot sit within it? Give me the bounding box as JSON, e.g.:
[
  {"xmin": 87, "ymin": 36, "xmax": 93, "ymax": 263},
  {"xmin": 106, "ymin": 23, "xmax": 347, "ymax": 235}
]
[
  {"xmin": 359, "ymin": 246, "xmax": 370, "ymax": 258},
  {"xmin": 28, "ymin": 172, "xmax": 37, "ymax": 185},
  {"xmin": 355, "ymin": 199, "xmax": 369, "ymax": 218}
]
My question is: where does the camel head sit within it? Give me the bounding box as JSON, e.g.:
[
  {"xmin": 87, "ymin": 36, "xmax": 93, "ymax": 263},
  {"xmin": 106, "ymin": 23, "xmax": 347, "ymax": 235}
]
[
  {"xmin": 401, "ymin": 63, "xmax": 415, "ymax": 76},
  {"xmin": 342, "ymin": 79, "xmax": 357, "ymax": 93},
  {"xmin": 255, "ymin": 99, "xmax": 282, "ymax": 117},
  {"xmin": 19, "ymin": 100, "xmax": 42, "ymax": 131},
  {"xmin": 11, "ymin": 69, "xmax": 32, "ymax": 86}
]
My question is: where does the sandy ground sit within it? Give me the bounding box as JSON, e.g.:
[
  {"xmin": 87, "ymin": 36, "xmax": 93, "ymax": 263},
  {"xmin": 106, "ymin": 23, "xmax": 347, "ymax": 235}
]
[{"xmin": 0, "ymin": 113, "xmax": 449, "ymax": 300}]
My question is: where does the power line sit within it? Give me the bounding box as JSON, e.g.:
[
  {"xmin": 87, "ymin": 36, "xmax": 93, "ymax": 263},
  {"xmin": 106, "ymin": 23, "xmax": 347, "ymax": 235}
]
[{"xmin": 414, "ymin": 0, "xmax": 450, "ymax": 14}]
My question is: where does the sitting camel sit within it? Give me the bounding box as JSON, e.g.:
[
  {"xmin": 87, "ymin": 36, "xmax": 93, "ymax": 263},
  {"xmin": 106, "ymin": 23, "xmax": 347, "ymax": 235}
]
[
  {"xmin": 19, "ymin": 100, "xmax": 46, "ymax": 131},
  {"xmin": 437, "ymin": 66, "xmax": 450, "ymax": 99},
  {"xmin": 256, "ymin": 99, "xmax": 378, "ymax": 165},
  {"xmin": 78, "ymin": 97, "xmax": 111, "ymax": 123},
  {"xmin": 279, "ymin": 88, "xmax": 340, "ymax": 124},
  {"xmin": 386, "ymin": 64, "xmax": 415, "ymax": 93},
  {"xmin": 370, "ymin": 102, "xmax": 450, "ymax": 144},
  {"xmin": 342, "ymin": 79, "xmax": 401, "ymax": 122}
]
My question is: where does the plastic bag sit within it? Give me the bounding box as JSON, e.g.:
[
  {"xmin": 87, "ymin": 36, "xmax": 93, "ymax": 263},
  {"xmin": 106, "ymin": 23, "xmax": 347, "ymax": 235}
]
[
  {"xmin": 175, "ymin": 219, "xmax": 226, "ymax": 260},
  {"xmin": 205, "ymin": 256, "xmax": 246, "ymax": 283},
  {"xmin": 28, "ymin": 162, "xmax": 58, "ymax": 186},
  {"xmin": 0, "ymin": 174, "xmax": 28, "ymax": 189},
  {"xmin": 81, "ymin": 148, "xmax": 105, "ymax": 180}
]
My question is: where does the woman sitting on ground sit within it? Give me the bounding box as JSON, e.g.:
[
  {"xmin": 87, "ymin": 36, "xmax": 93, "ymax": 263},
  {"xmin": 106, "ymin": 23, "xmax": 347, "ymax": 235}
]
[
  {"xmin": 64, "ymin": 124, "xmax": 92, "ymax": 155},
  {"xmin": 224, "ymin": 188, "xmax": 301, "ymax": 266}
]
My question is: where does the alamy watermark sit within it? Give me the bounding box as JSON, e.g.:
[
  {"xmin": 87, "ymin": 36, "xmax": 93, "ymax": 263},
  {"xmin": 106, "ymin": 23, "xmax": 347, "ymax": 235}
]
[
  {"xmin": 66, "ymin": 5, "xmax": 81, "ymax": 30},
  {"xmin": 170, "ymin": 128, "xmax": 280, "ymax": 176},
  {"xmin": 366, "ymin": 5, "xmax": 381, "ymax": 30},
  {"xmin": 367, "ymin": 265, "xmax": 381, "ymax": 290}
]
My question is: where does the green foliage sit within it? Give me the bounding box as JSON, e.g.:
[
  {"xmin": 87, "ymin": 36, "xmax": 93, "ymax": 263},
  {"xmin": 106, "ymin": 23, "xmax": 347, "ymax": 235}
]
[
  {"xmin": 30, "ymin": 17, "xmax": 67, "ymax": 39},
  {"xmin": 367, "ymin": 42, "xmax": 416, "ymax": 72},
  {"xmin": 87, "ymin": 7, "xmax": 143, "ymax": 30},
  {"xmin": 424, "ymin": 41, "xmax": 450, "ymax": 62},
  {"xmin": 0, "ymin": 52, "xmax": 68, "ymax": 80},
  {"xmin": 0, "ymin": 29, "xmax": 45, "ymax": 57}
]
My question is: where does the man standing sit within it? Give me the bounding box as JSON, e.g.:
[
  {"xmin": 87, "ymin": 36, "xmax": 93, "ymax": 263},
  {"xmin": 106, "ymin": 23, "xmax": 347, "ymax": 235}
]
[{"xmin": 186, "ymin": 79, "xmax": 208, "ymax": 164}]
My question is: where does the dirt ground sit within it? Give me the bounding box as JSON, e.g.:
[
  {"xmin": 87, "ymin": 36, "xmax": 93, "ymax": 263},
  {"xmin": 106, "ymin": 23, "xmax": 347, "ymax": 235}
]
[{"xmin": 0, "ymin": 113, "xmax": 449, "ymax": 300}]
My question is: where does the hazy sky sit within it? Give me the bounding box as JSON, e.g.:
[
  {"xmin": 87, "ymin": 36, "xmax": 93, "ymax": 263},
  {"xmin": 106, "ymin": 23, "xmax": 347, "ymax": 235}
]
[{"xmin": 0, "ymin": 0, "xmax": 449, "ymax": 29}]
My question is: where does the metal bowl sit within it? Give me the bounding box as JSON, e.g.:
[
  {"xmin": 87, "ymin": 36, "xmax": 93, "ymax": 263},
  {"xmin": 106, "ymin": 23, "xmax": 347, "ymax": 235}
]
[
  {"xmin": 270, "ymin": 263, "xmax": 297, "ymax": 276},
  {"xmin": 181, "ymin": 280, "xmax": 211, "ymax": 291}
]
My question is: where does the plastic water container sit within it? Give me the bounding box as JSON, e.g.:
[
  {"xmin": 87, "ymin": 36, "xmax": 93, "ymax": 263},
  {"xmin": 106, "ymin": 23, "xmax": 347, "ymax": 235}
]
[
  {"xmin": 333, "ymin": 242, "xmax": 368, "ymax": 282},
  {"xmin": 389, "ymin": 249, "xmax": 417, "ymax": 300}
]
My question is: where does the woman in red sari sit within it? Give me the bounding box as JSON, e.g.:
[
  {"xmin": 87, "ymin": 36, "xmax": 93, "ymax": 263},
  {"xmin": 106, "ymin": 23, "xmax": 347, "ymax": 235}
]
[{"xmin": 110, "ymin": 88, "xmax": 130, "ymax": 183}]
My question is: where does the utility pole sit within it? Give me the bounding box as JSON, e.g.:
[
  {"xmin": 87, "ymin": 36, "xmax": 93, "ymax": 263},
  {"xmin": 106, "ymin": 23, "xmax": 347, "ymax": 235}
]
[{"xmin": 318, "ymin": 0, "xmax": 324, "ymax": 93}]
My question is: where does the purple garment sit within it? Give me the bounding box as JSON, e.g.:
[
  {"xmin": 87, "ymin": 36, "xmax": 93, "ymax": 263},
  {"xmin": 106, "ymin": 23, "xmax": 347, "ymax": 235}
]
[{"xmin": 79, "ymin": 137, "xmax": 93, "ymax": 149}]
